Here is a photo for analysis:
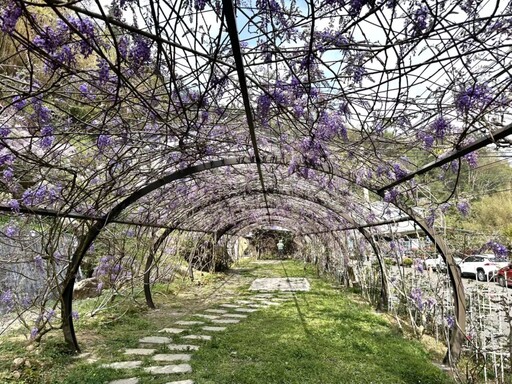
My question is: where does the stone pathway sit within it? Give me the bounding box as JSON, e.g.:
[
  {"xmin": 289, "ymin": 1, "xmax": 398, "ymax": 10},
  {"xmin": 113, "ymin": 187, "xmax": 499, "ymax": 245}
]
[{"xmin": 99, "ymin": 272, "xmax": 309, "ymax": 383}]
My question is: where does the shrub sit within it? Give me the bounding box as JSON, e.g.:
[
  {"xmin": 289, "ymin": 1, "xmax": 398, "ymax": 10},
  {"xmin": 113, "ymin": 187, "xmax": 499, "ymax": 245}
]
[{"xmin": 402, "ymin": 257, "xmax": 413, "ymax": 267}]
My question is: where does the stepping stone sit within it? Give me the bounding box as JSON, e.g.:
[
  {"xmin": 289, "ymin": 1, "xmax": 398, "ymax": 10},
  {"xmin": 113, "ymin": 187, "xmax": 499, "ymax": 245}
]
[
  {"xmin": 212, "ymin": 319, "xmax": 240, "ymax": 324},
  {"xmin": 249, "ymin": 277, "xmax": 310, "ymax": 292},
  {"xmin": 159, "ymin": 328, "xmax": 186, "ymax": 334},
  {"xmin": 202, "ymin": 326, "xmax": 226, "ymax": 332},
  {"xmin": 144, "ymin": 364, "xmax": 192, "ymax": 374},
  {"xmin": 165, "ymin": 380, "xmax": 194, "ymax": 384},
  {"xmin": 153, "ymin": 354, "xmax": 191, "ymax": 362},
  {"xmin": 109, "ymin": 378, "xmax": 139, "ymax": 384},
  {"xmin": 102, "ymin": 361, "xmax": 142, "ymax": 369},
  {"xmin": 169, "ymin": 311, "xmax": 185, "ymax": 316},
  {"xmin": 183, "ymin": 334, "xmax": 212, "ymax": 341},
  {"xmin": 140, "ymin": 336, "xmax": 171, "ymax": 344},
  {"xmin": 258, "ymin": 301, "xmax": 281, "ymax": 306},
  {"xmin": 247, "ymin": 304, "xmax": 269, "ymax": 308},
  {"xmin": 222, "ymin": 313, "xmax": 247, "ymax": 318},
  {"xmin": 124, "ymin": 348, "xmax": 156, "ymax": 356},
  {"xmin": 220, "ymin": 304, "xmax": 240, "ymax": 308},
  {"xmin": 175, "ymin": 321, "xmax": 204, "ymax": 326},
  {"xmin": 167, "ymin": 344, "xmax": 200, "ymax": 351},
  {"xmin": 234, "ymin": 308, "xmax": 258, "ymax": 313},
  {"xmin": 252, "ymin": 294, "xmax": 273, "ymax": 298},
  {"xmin": 236, "ymin": 300, "xmax": 258, "ymax": 305},
  {"xmin": 193, "ymin": 314, "xmax": 219, "ymax": 320},
  {"xmin": 204, "ymin": 309, "xmax": 228, "ymax": 314}
]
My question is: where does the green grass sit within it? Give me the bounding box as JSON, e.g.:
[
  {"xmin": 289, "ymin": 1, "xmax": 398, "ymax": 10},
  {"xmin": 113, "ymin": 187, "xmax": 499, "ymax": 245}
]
[
  {"xmin": 0, "ymin": 258, "xmax": 452, "ymax": 383},
  {"xmin": 190, "ymin": 260, "xmax": 452, "ymax": 384}
]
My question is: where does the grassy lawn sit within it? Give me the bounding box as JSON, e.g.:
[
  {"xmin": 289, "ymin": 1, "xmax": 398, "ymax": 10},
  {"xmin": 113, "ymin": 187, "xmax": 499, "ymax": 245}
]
[
  {"xmin": 0, "ymin": 259, "xmax": 452, "ymax": 383},
  {"xmin": 190, "ymin": 261, "xmax": 452, "ymax": 384}
]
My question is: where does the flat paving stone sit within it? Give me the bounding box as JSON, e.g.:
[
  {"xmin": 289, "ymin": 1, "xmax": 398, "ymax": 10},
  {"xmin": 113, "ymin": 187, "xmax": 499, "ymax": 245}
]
[
  {"xmin": 258, "ymin": 301, "xmax": 281, "ymax": 306},
  {"xmin": 220, "ymin": 304, "xmax": 240, "ymax": 308},
  {"xmin": 252, "ymin": 293, "xmax": 274, "ymax": 298},
  {"xmin": 221, "ymin": 313, "xmax": 247, "ymax": 318},
  {"xmin": 175, "ymin": 321, "xmax": 204, "ymax": 326},
  {"xmin": 139, "ymin": 336, "xmax": 171, "ymax": 344},
  {"xmin": 109, "ymin": 378, "xmax": 139, "ymax": 384},
  {"xmin": 204, "ymin": 309, "xmax": 228, "ymax": 314},
  {"xmin": 102, "ymin": 361, "xmax": 142, "ymax": 369},
  {"xmin": 152, "ymin": 354, "xmax": 191, "ymax": 362},
  {"xmin": 165, "ymin": 380, "xmax": 194, "ymax": 384},
  {"xmin": 182, "ymin": 334, "xmax": 212, "ymax": 341},
  {"xmin": 144, "ymin": 364, "xmax": 192, "ymax": 374},
  {"xmin": 249, "ymin": 277, "xmax": 310, "ymax": 292},
  {"xmin": 124, "ymin": 348, "xmax": 156, "ymax": 356},
  {"xmin": 234, "ymin": 308, "xmax": 258, "ymax": 313},
  {"xmin": 202, "ymin": 326, "xmax": 226, "ymax": 332},
  {"xmin": 159, "ymin": 328, "xmax": 186, "ymax": 334},
  {"xmin": 193, "ymin": 314, "xmax": 219, "ymax": 320},
  {"xmin": 167, "ymin": 344, "xmax": 200, "ymax": 351},
  {"xmin": 212, "ymin": 319, "xmax": 240, "ymax": 324},
  {"xmin": 236, "ymin": 300, "xmax": 258, "ymax": 305}
]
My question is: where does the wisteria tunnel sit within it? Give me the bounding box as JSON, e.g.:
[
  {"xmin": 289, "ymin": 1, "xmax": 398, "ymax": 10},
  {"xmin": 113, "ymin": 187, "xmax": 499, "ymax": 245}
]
[{"xmin": 0, "ymin": 0, "xmax": 511, "ymax": 381}]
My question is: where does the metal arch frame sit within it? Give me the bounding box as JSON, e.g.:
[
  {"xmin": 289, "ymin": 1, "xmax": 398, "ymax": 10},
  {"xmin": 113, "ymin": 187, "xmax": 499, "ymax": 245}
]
[{"xmin": 59, "ymin": 155, "xmax": 462, "ymax": 360}]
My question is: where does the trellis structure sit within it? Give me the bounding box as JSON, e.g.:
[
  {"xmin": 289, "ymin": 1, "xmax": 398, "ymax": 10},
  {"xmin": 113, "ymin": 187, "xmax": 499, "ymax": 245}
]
[{"xmin": 0, "ymin": 0, "xmax": 511, "ymax": 368}]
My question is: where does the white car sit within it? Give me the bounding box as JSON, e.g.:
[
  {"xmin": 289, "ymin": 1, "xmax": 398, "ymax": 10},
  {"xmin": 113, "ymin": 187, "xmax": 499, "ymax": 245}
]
[
  {"xmin": 424, "ymin": 256, "xmax": 444, "ymax": 271},
  {"xmin": 458, "ymin": 254, "xmax": 501, "ymax": 281},
  {"xmin": 424, "ymin": 255, "xmax": 462, "ymax": 272}
]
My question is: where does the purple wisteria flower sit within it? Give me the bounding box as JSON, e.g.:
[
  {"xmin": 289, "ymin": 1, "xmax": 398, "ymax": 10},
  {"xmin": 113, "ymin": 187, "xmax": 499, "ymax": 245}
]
[
  {"xmin": 40, "ymin": 125, "xmax": 54, "ymax": 148},
  {"xmin": 71, "ymin": 310, "xmax": 80, "ymax": 320},
  {"xmin": 0, "ymin": 1, "xmax": 22, "ymax": 35},
  {"xmin": 348, "ymin": 0, "xmax": 365, "ymax": 17},
  {"xmin": 0, "ymin": 289, "xmax": 14, "ymax": 312},
  {"xmin": 9, "ymin": 199, "xmax": 20, "ymax": 213},
  {"xmin": 483, "ymin": 241, "xmax": 508, "ymax": 258},
  {"xmin": 409, "ymin": 287, "xmax": 424, "ymax": 310},
  {"xmin": 97, "ymin": 59, "xmax": 110, "ymax": 84},
  {"xmin": 3, "ymin": 167, "xmax": 14, "ymax": 181},
  {"xmin": 0, "ymin": 126, "xmax": 10, "ymax": 137},
  {"xmin": 455, "ymin": 83, "xmax": 493, "ymax": 113},
  {"xmin": 445, "ymin": 315, "xmax": 455, "ymax": 329},
  {"xmin": 456, "ymin": 200, "xmax": 470, "ymax": 217},
  {"xmin": 30, "ymin": 327, "xmax": 39, "ymax": 340},
  {"xmin": 44, "ymin": 309, "xmax": 56, "ymax": 322},
  {"xmin": 414, "ymin": 258, "xmax": 424, "ymax": 273},
  {"xmin": 431, "ymin": 116, "xmax": 450, "ymax": 140},
  {"xmin": 315, "ymin": 29, "xmax": 349, "ymax": 52},
  {"xmin": 383, "ymin": 188, "xmax": 399, "ymax": 202},
  {"xmin": 129, "ymin": 37, "xmax": 151, "ymax": 68},
  {"xmin": 463, "ymin": 152, "xmax": 478, "ymax": 168},
  {"xmin": 257, "ymin": 93, "xmax": 272, "ymax": 124},
  {"xmin": 393, "ymin": 163, "xmax": 407, "ymax": 180},
  {"xmin": 426, "ymin": 297, "xmax": 437, "ymax": 309},
  {"xmin": 12, "ymin": 95, "xmax": 26, "ymax": 110},
  {"xmin": 423, "ymin": 134, "xmax": 434, "ymax": 149},
  {"xmin": 410, "ymin": 5, "xmax": 429, "ymax": 36},
  {"xmin": 97, "ymin": 134, "xmax": 112, "ymax": 150},
  {"xmin": 5, "ymin": 224, "xmax": 18, "ymax": 237}
]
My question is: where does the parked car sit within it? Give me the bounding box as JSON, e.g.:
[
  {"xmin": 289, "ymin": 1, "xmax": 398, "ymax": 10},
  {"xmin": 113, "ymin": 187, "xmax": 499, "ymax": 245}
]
[
  {"xmin": 423, "ymin": 255, "xmax": 461, "ymax": 272},
  {"xmin": 458, "ymin": 254, "xmax": 501, "ymax": 281},
  {"xmin": 496, "ymin": 262, "xmax": 512, "ymax": 287}
]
